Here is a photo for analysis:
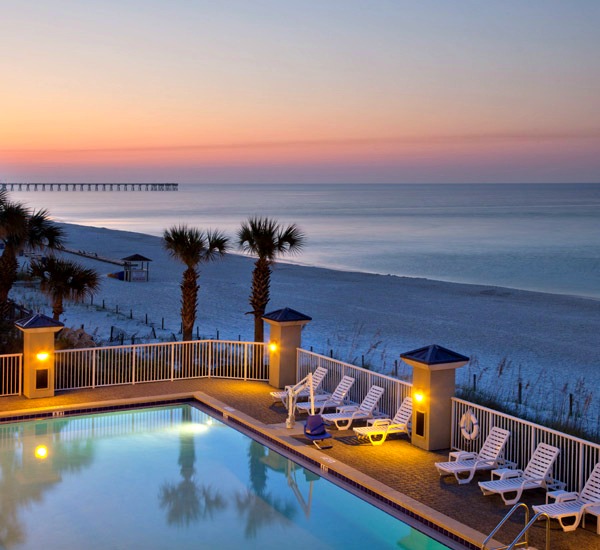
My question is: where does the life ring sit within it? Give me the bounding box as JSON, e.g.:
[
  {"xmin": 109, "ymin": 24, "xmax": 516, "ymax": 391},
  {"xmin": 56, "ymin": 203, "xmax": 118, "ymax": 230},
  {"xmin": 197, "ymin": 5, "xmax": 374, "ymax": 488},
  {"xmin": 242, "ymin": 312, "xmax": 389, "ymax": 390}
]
[{"xmin": 460, "ymin": 409, "xmax": 480, "ymax": 440}]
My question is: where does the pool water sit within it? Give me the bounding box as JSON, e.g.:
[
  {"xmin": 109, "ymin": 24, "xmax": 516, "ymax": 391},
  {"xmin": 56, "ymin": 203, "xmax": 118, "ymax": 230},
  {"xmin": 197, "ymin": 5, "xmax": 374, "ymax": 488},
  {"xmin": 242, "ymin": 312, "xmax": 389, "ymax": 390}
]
[{"xmin": 0, "ymin": 405, "xmax": 448, "ymax": 549}]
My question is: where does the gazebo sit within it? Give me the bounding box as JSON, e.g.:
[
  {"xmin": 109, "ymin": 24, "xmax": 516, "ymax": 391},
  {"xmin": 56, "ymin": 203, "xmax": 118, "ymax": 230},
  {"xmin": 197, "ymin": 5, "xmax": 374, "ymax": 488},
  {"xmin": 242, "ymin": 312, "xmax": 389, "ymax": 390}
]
[{"xmin": 121, "ymin": 254, "xmax": 152, "ymax": 282}]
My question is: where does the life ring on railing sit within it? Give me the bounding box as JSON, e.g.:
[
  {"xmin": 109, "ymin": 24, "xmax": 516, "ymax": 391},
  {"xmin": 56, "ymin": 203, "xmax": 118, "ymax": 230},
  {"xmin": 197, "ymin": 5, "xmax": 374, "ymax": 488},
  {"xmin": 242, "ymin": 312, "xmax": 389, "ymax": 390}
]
[{"xmin": 460, "ymin": 409, "xmax": 480, "ymax": 440}]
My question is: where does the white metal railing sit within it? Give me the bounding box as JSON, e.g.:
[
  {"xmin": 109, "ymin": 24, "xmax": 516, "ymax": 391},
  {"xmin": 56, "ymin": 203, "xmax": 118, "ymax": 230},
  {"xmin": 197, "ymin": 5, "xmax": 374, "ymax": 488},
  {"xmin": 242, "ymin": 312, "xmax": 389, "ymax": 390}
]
[
  {"xmin": 297, "ymin": 349, "xmax": 412, "ymax": 417},
  {"xmin": 452, "ymin": 397, "xmax": 600, "ymax": 493},
  {"xmin": 0, "ymin": 353, "xmax": 22, "ymax": 397},
  {"xmin": 55, "ymin": 340, "xmax": 268, "ymax": 390}
]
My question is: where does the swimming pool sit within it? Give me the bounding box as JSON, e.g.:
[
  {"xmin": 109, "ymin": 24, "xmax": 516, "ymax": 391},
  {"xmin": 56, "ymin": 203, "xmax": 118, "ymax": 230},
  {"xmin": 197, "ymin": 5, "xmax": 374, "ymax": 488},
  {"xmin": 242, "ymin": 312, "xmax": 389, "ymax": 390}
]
[{"xmin": 0, "ymin": 404, "xmax": 448, "ymax": 549}]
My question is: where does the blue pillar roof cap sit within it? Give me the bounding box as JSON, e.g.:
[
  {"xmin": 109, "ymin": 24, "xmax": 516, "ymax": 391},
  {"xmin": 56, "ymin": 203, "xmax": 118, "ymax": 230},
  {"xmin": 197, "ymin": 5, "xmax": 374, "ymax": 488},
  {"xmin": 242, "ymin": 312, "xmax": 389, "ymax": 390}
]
[
  {"xmin": 401, "ymin": 344, "xmax": 469, "ymax": 365},
  {"xmin": 15, "ymin": 313, "xmax": 64, "ymax": 330},
  {"xmin": 262, "ymin": 307, "xmax": 312, "ymax": 323}
]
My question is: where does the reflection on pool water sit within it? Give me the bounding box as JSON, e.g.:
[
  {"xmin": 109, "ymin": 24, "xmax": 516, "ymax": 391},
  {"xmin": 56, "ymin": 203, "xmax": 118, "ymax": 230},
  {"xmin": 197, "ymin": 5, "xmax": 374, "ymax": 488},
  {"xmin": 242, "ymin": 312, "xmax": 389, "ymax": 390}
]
[{"xmin": 0, "ymin": 405, "xmax": 448, "ymax": 549}]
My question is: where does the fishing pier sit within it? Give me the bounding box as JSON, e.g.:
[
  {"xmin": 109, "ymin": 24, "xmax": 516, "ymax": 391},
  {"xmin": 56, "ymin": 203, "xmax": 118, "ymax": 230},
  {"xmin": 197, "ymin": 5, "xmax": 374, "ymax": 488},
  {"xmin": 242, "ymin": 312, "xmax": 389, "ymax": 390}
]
[{"xmin": 1, "ymin": 183, "xmax": 178, "ymax": 192}]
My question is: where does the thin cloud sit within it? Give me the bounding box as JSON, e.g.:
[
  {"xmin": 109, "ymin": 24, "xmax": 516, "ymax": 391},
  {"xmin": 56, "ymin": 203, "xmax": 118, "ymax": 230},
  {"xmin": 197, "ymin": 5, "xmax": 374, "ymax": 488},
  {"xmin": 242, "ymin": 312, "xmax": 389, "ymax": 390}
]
[{"xmin": 3, "ymin": 131, "xmax": 600, "ymax": 154}]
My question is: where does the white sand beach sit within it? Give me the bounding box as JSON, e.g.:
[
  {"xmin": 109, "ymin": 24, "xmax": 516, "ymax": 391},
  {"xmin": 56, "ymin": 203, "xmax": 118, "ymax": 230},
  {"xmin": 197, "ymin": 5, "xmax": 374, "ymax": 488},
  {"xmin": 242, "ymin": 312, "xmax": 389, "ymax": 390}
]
[{"xmin": 11, "ymin": 222, "xmax": 600, "ymax": 427}]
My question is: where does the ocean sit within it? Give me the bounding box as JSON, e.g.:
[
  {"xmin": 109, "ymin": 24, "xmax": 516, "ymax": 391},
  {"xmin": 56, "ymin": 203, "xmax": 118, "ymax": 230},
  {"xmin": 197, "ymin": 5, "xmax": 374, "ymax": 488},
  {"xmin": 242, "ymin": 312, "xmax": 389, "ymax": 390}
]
[{"xmin": 10, "ymin": 182, "xmax": 600, "ymax": 299}]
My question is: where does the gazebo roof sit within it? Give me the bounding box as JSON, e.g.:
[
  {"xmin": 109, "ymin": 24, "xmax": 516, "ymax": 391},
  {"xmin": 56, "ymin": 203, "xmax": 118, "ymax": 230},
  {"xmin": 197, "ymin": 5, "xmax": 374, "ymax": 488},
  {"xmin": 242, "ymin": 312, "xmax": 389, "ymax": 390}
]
[
  {"xmin": 263, "ymin": 307, "xmax": 312, "ymax": 323},
  {"xmin": 15, "ymin": 313, "xmax": 64, "ymax": 329},
  {"xmin": 401, "ymin": 344, "xmax": 469, "ymax": 365},
  {"xmin": 122, "ymin": 254, "xmax": 152, "ymax": 262}
]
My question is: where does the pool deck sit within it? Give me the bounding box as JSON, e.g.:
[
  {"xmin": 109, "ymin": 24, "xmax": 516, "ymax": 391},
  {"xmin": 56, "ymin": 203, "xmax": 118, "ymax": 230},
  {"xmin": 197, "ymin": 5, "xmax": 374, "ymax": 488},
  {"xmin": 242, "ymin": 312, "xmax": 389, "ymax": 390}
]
[{"xmin": 1, "ymin": 378, "xmax": 598, "ymax": 550}]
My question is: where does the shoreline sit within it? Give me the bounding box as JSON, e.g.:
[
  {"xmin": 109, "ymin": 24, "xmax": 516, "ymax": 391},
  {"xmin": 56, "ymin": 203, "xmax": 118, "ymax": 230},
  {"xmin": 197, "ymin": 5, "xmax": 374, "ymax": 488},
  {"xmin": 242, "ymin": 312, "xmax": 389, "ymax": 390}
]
[
  {"xmin": 11, "ymin": 222, "xmax": 600, "ymax": 426},
  {"xmin": 285, "ymin": 257, "xmax": 600, "ymax": 303},
  {"xmin": 59, "ymin": 221, "xmax": 600, "ymax": 303}
]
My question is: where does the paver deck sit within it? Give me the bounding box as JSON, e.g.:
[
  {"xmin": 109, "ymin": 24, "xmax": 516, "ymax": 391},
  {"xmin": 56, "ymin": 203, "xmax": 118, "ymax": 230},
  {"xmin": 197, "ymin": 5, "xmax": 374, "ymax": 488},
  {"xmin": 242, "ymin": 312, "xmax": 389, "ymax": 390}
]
[{"xmin": 1, "ymin": 378, "xmax": 597, "ymax": 549}]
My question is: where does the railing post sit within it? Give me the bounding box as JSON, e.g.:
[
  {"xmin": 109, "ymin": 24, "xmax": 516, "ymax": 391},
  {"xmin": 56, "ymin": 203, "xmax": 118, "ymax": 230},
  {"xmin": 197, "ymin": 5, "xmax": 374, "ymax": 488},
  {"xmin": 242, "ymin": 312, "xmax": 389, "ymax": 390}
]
[
  {"xmin": 170, "ymin": 342, "xmax": 175, "ymax": 381},
  {"xmin": 18, "ymin": 354, "xmax": 23, "ymax": 396},
  {"xmin": 208, "ymin": 341, "xmax": 212, "ymax": 378},
  {"xmin": 92, "ymin": 350, "xmax": 96, "ymax": 388},
  {"xmin": 450, "ymin": 398, "xmax": 456, "ymax": 449},
  {"xmin": 131, "ymin": 345, "xmax": 136, "ymax": 385},
  {"xmin": 243, "ymin": 343, "xmax": 248, "ymax": 381},
  {"xmin": 578, "ymin": 442, "xmax": 585, "ymax": 492}
]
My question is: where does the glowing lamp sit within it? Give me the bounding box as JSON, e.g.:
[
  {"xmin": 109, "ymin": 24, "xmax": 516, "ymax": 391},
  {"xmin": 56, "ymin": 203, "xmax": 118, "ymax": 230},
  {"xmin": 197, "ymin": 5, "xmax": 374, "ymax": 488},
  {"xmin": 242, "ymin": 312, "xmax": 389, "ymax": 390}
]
[
  {"xmin": 35, "ymin": 445, "xmax": 48, "ymax": 460},
  {"xmin": 414, "ymin": 391, "xmax": 425, "ymax": 404},
  {"xmin": 268, "ymin": 341, "xmax": 278, "ymax": 352},
  {"xmin": 36, "ymin": 351, "xmax": 50, "ymax": 361}
]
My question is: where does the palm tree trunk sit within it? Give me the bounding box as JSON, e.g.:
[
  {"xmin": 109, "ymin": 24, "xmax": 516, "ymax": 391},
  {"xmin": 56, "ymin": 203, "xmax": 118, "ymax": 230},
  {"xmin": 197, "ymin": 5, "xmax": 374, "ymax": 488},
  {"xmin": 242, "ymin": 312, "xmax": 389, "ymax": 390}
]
[
  {"xmin": 250, "ymin": 258, "xmax": 271, "ymax": 342},
  {"xmin": 0, "ymin": 247, "xmax": 18, "ymax": 320},
  {"xmin": 52, "ymin": 297, "xmax": 64, "ymax": 321},
  {"xmin": 181, "ymin": 267, "xmax": 199, "ymax": 341}
]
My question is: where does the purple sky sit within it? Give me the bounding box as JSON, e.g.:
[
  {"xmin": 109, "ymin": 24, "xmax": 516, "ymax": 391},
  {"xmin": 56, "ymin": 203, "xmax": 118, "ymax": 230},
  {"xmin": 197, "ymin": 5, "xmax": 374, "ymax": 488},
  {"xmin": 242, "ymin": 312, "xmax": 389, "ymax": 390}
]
[{"xmin": 2, "ymin": 1, "xmax": 599, "ymax": 183}]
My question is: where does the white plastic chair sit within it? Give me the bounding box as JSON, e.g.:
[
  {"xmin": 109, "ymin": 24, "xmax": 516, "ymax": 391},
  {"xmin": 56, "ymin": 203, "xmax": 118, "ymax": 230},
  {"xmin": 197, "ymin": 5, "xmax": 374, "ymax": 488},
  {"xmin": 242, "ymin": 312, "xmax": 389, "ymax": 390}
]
[
  {"xmin": 295, "ymin": 376, "xmax": 355, "ymax": 415},
  {"xmin": 353, "ymin": 397, "xmax": 412, "ymax": 446},
  {"xmin": 478, "ymin": 442, "xmax": 560, "ymax": 505},
  {"xmin": 533, "ymin": 462, "xmax": 600, "ymax": 533},
  {"xmin": 321, "ymin": 385, "xmax": 385, "ymax": 430},
  {"xmin": 435, "ymin": 426, "xmax": 511, "ymax": 484}
]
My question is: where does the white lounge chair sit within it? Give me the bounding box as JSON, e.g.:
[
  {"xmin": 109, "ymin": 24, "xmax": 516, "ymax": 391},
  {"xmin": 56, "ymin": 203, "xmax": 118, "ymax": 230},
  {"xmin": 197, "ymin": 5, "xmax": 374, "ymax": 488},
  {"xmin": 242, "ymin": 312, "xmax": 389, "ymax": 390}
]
[
  {"xmin": 479, "ymin": 442, "xmax": 560, "ymax": 505},
  {"xmin": 322, "ymin": 385, "xmax": 385, "ymax": 430},
  {"xmin": 435, "ymin": 426, "xmax": 511, "ymax": 484},
  {"xmin": 353, "ymin": 397, "xmax": 412, "ymax": 446},
  {"xmin": 533, "ymin": 462, "xmax": 600, "ymax": 533},
  {"xmin": 295, "ymin": 376, "xmax": 355, "ymax": 415},
  {"xmin": 269, "ymin": 366, "xmax": 328, "ymax": 407}
]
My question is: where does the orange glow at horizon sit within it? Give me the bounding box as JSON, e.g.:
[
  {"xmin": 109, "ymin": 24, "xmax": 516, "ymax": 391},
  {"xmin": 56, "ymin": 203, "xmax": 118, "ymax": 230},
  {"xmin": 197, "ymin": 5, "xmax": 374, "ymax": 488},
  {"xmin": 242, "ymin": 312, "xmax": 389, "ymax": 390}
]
[{"xmin": 3, "ymin": 132, "xmax": 598, "ymax": 170}]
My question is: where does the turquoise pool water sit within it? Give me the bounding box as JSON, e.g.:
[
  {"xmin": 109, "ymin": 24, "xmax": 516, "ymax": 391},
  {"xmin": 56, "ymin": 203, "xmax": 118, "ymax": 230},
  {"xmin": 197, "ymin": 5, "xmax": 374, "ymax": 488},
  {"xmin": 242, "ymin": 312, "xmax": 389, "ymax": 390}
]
[{"xmin": 0, "ymin": 405, "xmax": 448, "ymax": 549}]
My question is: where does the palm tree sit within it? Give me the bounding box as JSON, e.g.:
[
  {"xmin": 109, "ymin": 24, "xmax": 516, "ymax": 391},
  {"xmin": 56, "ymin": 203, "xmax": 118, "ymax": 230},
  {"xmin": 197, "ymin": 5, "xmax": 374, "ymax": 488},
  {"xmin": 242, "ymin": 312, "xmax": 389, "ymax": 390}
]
[
  {"xmin": 159, "ymin": 406, "xmax": 226, "ymax": 525},
  {"xmin": 30, "ymin": 257, "xmax": 100, "ymax": 321},
  {"xmin": 237, "ymin": 217, "xmax": 304, "ymax": 342},
  {"xmin": 163, "ymin": 225, "xmax": 229, "ymax": 341},
  {"xmin": 0, "ymin": 198, "xmax": 65, "ymax": 319}
]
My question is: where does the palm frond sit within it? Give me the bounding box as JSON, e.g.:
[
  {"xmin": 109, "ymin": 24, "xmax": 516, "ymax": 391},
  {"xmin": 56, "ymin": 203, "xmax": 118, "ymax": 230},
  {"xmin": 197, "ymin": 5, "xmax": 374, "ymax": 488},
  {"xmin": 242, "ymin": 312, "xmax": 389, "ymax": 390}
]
[{"xmin": 27, "ymin": 209, "xmax": 66, "ymax": 249}]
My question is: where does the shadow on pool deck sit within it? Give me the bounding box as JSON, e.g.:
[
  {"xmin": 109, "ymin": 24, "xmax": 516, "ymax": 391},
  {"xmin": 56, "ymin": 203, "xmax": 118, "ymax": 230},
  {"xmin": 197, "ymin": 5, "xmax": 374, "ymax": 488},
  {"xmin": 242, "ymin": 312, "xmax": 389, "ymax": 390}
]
[{"xmin": 1, "ymin": 378, "xmax": 597, "ymax": 550}]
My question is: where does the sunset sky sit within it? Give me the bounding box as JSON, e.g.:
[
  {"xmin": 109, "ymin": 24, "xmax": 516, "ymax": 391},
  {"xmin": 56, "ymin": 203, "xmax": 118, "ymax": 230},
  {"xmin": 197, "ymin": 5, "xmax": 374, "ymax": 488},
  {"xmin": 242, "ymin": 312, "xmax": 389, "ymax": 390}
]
[{"xmin": 1, "ymin": 1, "xmax": 599, "ymax": 184}]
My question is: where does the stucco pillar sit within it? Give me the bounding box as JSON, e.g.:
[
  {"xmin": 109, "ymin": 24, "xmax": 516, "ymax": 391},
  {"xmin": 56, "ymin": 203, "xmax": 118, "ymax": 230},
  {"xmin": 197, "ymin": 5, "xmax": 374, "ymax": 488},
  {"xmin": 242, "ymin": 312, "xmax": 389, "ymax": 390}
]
[
  {"xmin": 401, "ymin": 344, "xmax": 469, "ymax": 451},
  {"xmin": 15, "ymin": 313, "xmax": 64, "ymax": 398},
  {"xmin": 263, "ymin": 307, "xmax": 312, "ymax": 389}
]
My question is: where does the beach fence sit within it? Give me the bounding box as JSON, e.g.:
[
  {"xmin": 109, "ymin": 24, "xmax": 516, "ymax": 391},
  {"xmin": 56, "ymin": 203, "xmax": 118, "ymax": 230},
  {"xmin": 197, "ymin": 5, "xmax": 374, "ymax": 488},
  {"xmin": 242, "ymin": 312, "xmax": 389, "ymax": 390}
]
[
  {"xmin": 297, "ymin": 349, "xmax": 412, "ymax": 419},
  {"xmin": 53, "ymin": 340, "xmax": 268, "ymax": 390},
  {"xmin": 452, "ymin": 397, "xmax": 600, "ymax": 494}
]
